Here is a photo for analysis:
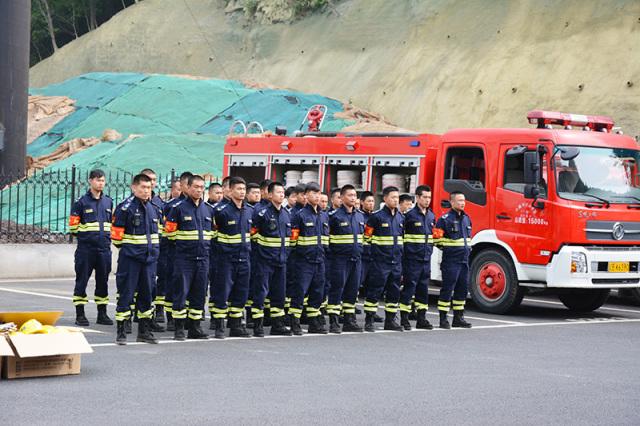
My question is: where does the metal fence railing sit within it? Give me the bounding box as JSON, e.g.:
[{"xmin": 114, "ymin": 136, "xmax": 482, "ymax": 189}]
[{"xmin": 0, "ymin": 166, "xmax": 221, "ymax": 243}]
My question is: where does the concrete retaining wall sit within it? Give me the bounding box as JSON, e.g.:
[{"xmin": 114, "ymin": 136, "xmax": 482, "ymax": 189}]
[{"xmin": 0, "ymin": 244, "xmax": 118, "ymax": 280}]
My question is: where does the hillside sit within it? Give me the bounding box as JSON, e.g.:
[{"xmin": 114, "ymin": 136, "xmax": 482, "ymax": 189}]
[{"xmin": 30, "ymin": 0, "xmax": 640, "ymax": 137}]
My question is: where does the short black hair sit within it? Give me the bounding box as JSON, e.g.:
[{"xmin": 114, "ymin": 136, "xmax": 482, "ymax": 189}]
[
  {"xmin": 140, "ymin": 168, "xmax": 156, "ymax": 176},
  {"xmin": 305, "ymin": 182, "xmax": 321, "ymax": 193},
  {"xmin": 382, "ymin": 186, "xmax": 399, "ymax": 197},
  {"xmin": 415, "ymin": 185, "xmax": 431, "ymax": 197},
  {"xmin": 132, "ymin": 173, "xmax": 151, "ymax": 185},
  {"xmin": 179, "ymin": 171, "xmax": 193, "ymax": 181},
  {"xmin": 330, "ymin": 188, "xmax": 341, "ymax": 197},
  {"xmin": 450, "ymin": 191, "xmax": 465, "ymax": 200},
  {"xmin": 89, "ymin": 169, "xmax": 105, "ymax": 180},
  {"xmin": 259, "ymin": 179, "xmax": 273, "ymax": 191},
  {"xmin": 294, "ymin": 183, "xmax": 307, "ymax": 194},
  {"xmin": 188, "ymin": 175, "xmax": 205, "ymax": 186},
  {"xmin": 171, "ymin": 179, "xmax": 181, "ymax": 187},
  {"xmin": 399, "ymin": 194, "xmax": 414, "ymax": 203},
  {"xmin": 221, "ymin": 176, "xmax": 232, "ymax": 186},
  {"xmin": 360, "ymin": 190, "xmax": 374, "ymax": 201},
  {"xmin": 229, "ymin": 176, "xmax": 246, "ymax": 188},
  {"xmin": 208, "ymin": 182, "xmax": 222, "ymax": 190},
  {"xmin": 268, "ymin": 181, "xmax": 284, "ymax": 193},
  {"xmin": 246, "ymin": 182, "xmax": 260, "ymax": 191},
  {"xmin": 340, "ymin": 184, "xmax": 356, "ymax": 196}
]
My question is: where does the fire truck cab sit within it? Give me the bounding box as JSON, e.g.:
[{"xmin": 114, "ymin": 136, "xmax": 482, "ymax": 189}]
[{"xmin": 223, "ymin": 110, "xmax": 640, "ymax": 314}]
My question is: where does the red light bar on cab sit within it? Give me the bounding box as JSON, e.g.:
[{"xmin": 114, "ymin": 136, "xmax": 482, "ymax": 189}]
[{"xmin": 527, "ymin": 110, "xmax": 614, "ymax": 132}]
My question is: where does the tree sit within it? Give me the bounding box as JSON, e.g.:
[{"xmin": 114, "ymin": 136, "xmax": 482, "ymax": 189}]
[{"xmin": 36, "ymin": 0, "xmax": 58, "ymax": 51}]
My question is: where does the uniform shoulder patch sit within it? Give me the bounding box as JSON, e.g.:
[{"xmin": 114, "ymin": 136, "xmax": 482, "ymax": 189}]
[
  {"xmin": 328, "ymin": 210, "xmax": 337, "ymax": 216},
  {"xmin": 121, "ymin": 195, "xmax": 135, "ymax": 211},
  {"xmin": 216, "ymin": 203, "xmax": 228, "ymax": 212}
]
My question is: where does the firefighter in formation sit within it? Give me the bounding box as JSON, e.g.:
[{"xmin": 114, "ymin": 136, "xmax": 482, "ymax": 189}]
[{"xmin": 69, "ymin": 169, "xmax": 473, "ymax": 344}]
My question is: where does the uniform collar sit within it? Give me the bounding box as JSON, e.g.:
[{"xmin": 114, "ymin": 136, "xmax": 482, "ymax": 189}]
[
  {"xmin": 86, "ymin": 189, "xmax": 103, "ymax": 200},
  {"xmin": 411, "ymin": 205, "xmax": 429, "ymax": 217},
  {"xmin": 449, "ymin": 208, "xmax": 466, "ymax": 218},
  {"xmin": 304, "ymin": 203, "xmax": 320, "ymax": 215},
  {"xmin": 383, "ymin": 204, "xmax": 397, "ymax": 216}
]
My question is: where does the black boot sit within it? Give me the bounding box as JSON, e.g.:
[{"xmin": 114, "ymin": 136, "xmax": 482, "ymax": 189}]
[
  {"xmin": 212, "ymin": 318, "xmax": 225, "ymax": 339},
  {"xmin": 328, "ymin": 314, "xmax": 341, "ymax": 334},
  {"xmin": 400, "ymin": 311, "xmax": 412, "ymax": 331},
  {"xmin": 439, "ymin": 311, "xmax": 451, "ymax": 329},
  {"xmin": 270, "ymin": 316, "xmax": 292, "ymax": 336},
  {"xmin": 229, "ymin": 317, "xmax": 250, "ymax": 338},
  {"xmin": 150, "ymin": 316, "xmax": 165, "ymax": 332},
  {"xmin": 174, "ymin": 318, "xmax": 186, "ymax": 341},
  {"xmin": 75, "ymin": 305, "xmax": 89, "ymax": 326},
  {"xmin": 137, "ymin": 318, "xmax": 159, "ymax": 344},
  {"xmin": 154, "ymin": 304, "xmax": 165, "ymax": 323},
  {"xmin": 373, "ymin": 313, "xmax": 384, "ymax": 323},
  {"xmin": 408, "ymin": 303, "xmax": 417, "ymax": 321},
  {"xmin": 415, "ymin": 310, "xmax": 433, "ymax": 330},
  {"xmin": 188, "ymin": 318, "xmax": 209, "ymax": 339},
  {"xmin": 342, "ymin": 313, "xmax": 363, "ymax": 333},
  {"xmin": 245, "ymin": 307, "xmax": 254, "ymax": 329},
  {"xmin": 116, "ymin": 320, "xmax": 127, "ymax": 345},
  {"xmin": 209, "ymin": 316, "xmax": 217, "ymax": 330},
  {"xmin": 319, "ymin": 313, "xmax": 327, "ymax": 327},
  {"xmin": 263, "ymin": 309, "xmax": 272, "ymax": 327},
  {"xmin": 133, "ymin": 311, "xmax": 139, "ymax": 323},
  {"xmin": 307, "ymin": 315, "xmax": 328, "ymax": 334},
  {"xmin": 284, "ymin": 313, "xmax": 291, "ymax": 327},
  {"xmin": 452, "ymin": 310, "xmax": 472, "ymax": 328},
  {"xmin": 96, "ymin": 304, "xmax": 113, "ymax": 325},
  {"xmin": 253, "ymin": 317, "xmax": 265, "ymax": 337},
  {"xmin": 364, "ymin": 312, "xmax": 376, "ymax": 332},
  {"xmin": 290, "ymin": 316, "xmax": 303, "ymax": 336},
  {"xmin": 384, "ymin": 311, "xmax": 403, "ymax": 331},
  {"xmin": 166, "ymin": 312, "xmax": 175, "ymax": 331},
  {"xmin": 125, "ymin": 317, "xmax": 132, "ymax": 334}
]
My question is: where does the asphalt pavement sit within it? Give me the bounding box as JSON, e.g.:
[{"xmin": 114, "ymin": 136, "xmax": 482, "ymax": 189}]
[{"xmin": 1, "ymin": 279, "xmax": 639, "ymax": 425}]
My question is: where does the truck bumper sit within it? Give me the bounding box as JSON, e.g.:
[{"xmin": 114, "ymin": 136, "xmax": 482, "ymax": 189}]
[{"xmin": 547, "ymin": 246, "xmax": 640, "ymax": 288}]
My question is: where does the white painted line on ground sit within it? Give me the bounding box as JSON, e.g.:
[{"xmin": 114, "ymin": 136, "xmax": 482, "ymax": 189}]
[
  {"xmin": 89, "ymin": 317, "xmax": 640, "ymax": 348},
  {"xmin": 0, "ymin": 286, "xmax": 117, "ymax": 306},
  {"xmin": 523, "ymin": 297, "xmax": 640, "ymax": 314},
  {"xmin": 0, "ymin": 277, "xmax": 75, "ymax": 283}
]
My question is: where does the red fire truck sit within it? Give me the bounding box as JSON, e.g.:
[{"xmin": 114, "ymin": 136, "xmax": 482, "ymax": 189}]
[{"xmin": 223, "ymin": 109, "xmax": 640, "ymax": 314}]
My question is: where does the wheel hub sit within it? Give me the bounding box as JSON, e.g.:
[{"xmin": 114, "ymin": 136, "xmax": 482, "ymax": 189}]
[{"xmin": 478, "ymin": 262, "xmax": 507, "ymax": 300}]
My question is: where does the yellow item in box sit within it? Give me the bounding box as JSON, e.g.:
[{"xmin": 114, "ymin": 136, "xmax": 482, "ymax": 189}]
[{"xmin": 19, "ymin": 319, "xmax": 46, "ymax": 334}]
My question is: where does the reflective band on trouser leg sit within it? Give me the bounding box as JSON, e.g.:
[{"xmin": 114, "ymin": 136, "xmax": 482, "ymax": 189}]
[
  {"xmin": 342, "ymin": 302, "xmax": 356, "ymax": 315},
  {"xmin": 414, "ymin": 301, "xmax": 429, "ymax": 311},
  {"xmin": 384, "ymin": 302, "xmax": 399, "ymax": 313},
  {"xmin": 399, "ymin": 303, "xmax": 413, "ymax": 313},
  {"xmin": 188, "ymin": 308, "xmax": 204, "ymax": 321},
  {"xmin": 246, "ymin": 299, "xmax": 253, "ymax": 308},
  {"xmin": 210, "ymin": 306, "xmax": 228, "ymax": 319},
  {"xmin": 138, "ymin": 308, "xmax": 154, "ymax": 319},
  {"xmin": 94, "ymin": 296, "xmax": 109, "ymax": 305},
  {"xmin": 164, "ymin": 299, "xmax": 173, "ymax": 313},
  {"xmin": 437, "ymin": 300, "xmax": 451, "ymax": 312},
  {"xmin": 154, "ymin": 296, "xmax": 165, "ymax": 307},
  {"xmin": 270, "ymin": 307, "xmax": 285, "ymax": 318},
  {"xmin": 265, "ymin": 298, "xmax": 271, "ymax": 309},
  {"xmin": 172, "ymin": 309, "xmax": 187, "ymax": 319},
  {"xmin": 228, "ymin": 307, "xmax": 244, "ymax": 319},
  {"xmin": 285, "ymin": 297, "xmax": 291, "ymax": 310},
  {"xmin": 326, "ymin": 304, "xmax": 341, "ymax": 315},
  {"xmin": 72, "ymin": 295, "xmax": 88, "ymax": 306},
  {"xmin": 115, "ymin": 310, "xmax": 131, "ymax": 321},
  {"xmin": 306, "ymin": 307, "xmax": 321, "ymax": 318},
  {"xmin": 452, "ymin": 300, "xmax": 466, "ymax": 311},
  {"xmin": 251, "ymin": 307, "xmax": 265, "ymax": 319},
  {"xmin": 289, "ymin": 307, "xmax": 303, "ymax": 319},
  {"xmin": 363, "ymin": 300, "xmax": 378, "ymax": 313}
]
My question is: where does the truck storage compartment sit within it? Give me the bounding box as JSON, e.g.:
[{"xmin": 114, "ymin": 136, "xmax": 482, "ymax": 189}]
[
  {"xmin": 324, "ymin": 156, "xmax": 368, "ymax": 192},
  {"xmin": 228, "ymin": 155, "xmax": 268, "ymax": 183},
  {"xmin": 371, "ymin": 156, "xmax": 420, "ymax": 205},
  {"xmin": 271, "ymin": 155, "xmax": 322, "ymax": 187}
]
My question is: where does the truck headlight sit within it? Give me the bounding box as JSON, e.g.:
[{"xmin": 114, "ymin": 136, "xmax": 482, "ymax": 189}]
[{"xmin": 571, "ymin": 252, "xmax": 588, "ymax": 273}]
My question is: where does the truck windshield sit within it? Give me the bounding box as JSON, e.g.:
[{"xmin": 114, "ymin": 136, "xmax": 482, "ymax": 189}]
[{"xmin": 555, "ymin": 146, "xmax": 640, "ymax": 204}]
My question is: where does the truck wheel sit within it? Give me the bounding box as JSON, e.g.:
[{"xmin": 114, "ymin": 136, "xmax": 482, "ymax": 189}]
[
  {"xmin": 470, "ymin": 249, "xmax": 524, "ymax": 314},
  {"xmin": 630, "ymin": 288, "xmax": 640, "ymax": 304},
  {"xmin": 558, "ymin": 289, "xmax": 610, "ymax": 312}
]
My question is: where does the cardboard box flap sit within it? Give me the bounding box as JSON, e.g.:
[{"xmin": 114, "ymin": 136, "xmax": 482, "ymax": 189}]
[
  {"xmin": 0, "ymin": 311, "xmax": 63, "ymax": 327},
  {"xmin": 0, "ymin": 336, "xmax": 14, "ymax": 356},
  {"xmin": 9, "ymin": 333, "xmax": 93, "ymax": 358}
]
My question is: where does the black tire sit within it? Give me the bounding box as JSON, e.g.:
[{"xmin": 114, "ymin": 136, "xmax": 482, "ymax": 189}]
[
  {"xmin": 631, "ymin": 288, "xmax": 640, "ymax": 304},
  {"xmin": 558, "ymin": 289, "xmax": 610, "ymax": 312},
  {"xmin": 470, "ymin": 249, "xmax": 524, "ymax": 314}
]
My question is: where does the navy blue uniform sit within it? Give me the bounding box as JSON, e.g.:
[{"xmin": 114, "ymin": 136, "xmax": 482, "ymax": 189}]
[
  {"xmin": 401, "ymin": 206, "xmax": 436, "ymax": 312},
  {"xmin": 210, "ymin": 200, "xmax": 253, "ymax": 320},
  {"xmin": 250, "ymin": 203, "xmax": 291, "ymax": 320},
  {"xmin": 285, "ymin": 202, "xmax": 306, "ymax": 311},
  {"xmin": 159, "ymin": 195, "xmax": 185, "ymax": 315},
  {"xmin": 434, "ymin": 209, "xmax": 472, "ymax": 312},
  {"xmin": 363, "ymin": 205, "xmax": 404, "ymax": 314},
  {"xmin": 247, "ymin": 198, "xmax": 273, "ymax": 312},
  {"xmin": 111, "ymin": 195, "xmax": 161, "ymax": 321},
  {"xmin": 290, "ymin": 204, "xmax": 329, "ymax": 319},
  {"xmin": 359, "ymin": 209, "xmax": 373, "ymax": 292},
  {"xmin": 327, "ymin": 206, "xmax": 365, "ymax": 316},
  {"xmin": 69, "ymin": 190, "xmax": 113, "ymax": 306},
  {"xmin": 165, "ymin": 198, "xmax": 215, "ymax": 321},
  {"xmin": 208, "ymin": 197, "xmax": 229, "ymax": 315},
  {"xmin": 150, "ymin": 192, "xmax": 165, "ymax": 309}
]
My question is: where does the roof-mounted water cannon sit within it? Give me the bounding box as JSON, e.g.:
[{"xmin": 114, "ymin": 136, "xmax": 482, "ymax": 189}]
[
  {"xmin": 527, "ymin": 110, "xmax": 615, "ymax": 133},
  {"xmin": 300, "ymin": 105, "xmax": 327, "ymax": 132}
]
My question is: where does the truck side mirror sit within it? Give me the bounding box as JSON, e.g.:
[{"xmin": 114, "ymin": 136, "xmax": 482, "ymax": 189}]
[
  {"xmin": 524, "ymin": 184, "xmax": 540, "ymax": 200},
  {"xmin": 523, "ymin": 151, "xmax": 540, "ymax": 185}
]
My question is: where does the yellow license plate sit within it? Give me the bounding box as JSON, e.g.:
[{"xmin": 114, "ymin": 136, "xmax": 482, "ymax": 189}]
[{"xmin": 608, "ymin": 262, "xmax": 630, "ymax": 273}]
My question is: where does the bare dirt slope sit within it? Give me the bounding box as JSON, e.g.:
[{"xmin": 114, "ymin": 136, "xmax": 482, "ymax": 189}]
[{"xmin": 30, "ymin": 0, "xmax": 640, "ymax": 136}]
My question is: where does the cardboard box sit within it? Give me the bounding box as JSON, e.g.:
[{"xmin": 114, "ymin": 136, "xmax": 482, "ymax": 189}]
[{"xmin": 0, "ymin": 311, "xmax": 93, "ymax": 380}]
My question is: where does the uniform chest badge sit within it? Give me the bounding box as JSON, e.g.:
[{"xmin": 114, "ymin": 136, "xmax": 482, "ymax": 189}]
[
  {"xmin": 381, "ymin": 223, "xmax": 389, "ymax": 227},
  {"xmin": 85, "ymin": 209, "xmax": 94, "ymax": 213},
  {"xmin": 184, "ymin": 216, "xmax": 192, "ymax": 221},
  {"xmin": 228, "ymin": 220, "xmax": 236, "ymax": 225},
  {"xmin": 340, "ymin": 222, "xmax": 348, "ymax": 226}
]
